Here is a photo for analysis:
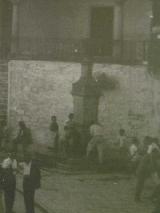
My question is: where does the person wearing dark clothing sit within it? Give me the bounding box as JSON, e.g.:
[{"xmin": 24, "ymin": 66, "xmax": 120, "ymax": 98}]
[
  {"xmin": 150, "ymin": 140, "xmax": 160, "ymax": 204},
  {"xmin": 2, "ymin": 152, "xmax": 17, "ymax": 213},
  {"xmin": 50, "ymin": 116, "xmax": 59, "ymax": 153},
  {"xmin": 60, "ymin": 126, "xmax": 71, "ymax": 158},
  {"xmin": 134, "ymin": 136, "xmax": 154, "ymax": 201},
  {"xmin": 150, "ymin": 149, "xmax": 160, "ymax": 213},
  {"xmin": 117, "ymin": 129, "xmax": 129, "ymax": 171},
  {"xmin": 152, "ymin": 204, "xmax": 160, "ymax": 213},
  {"xmin": 64, "ymin": 113, "xmax": 81, "ymax": 157},
  {"xmin": 3, "ymin": 170, "xmax": 16, "ymax": 213},
  {"xmin": 135, "ymin": 152, "xmax": 153, "ymax": 202},
  {"xmin": 0, "ymin": 166, "xmax": 4, "ymax": 212},
  {"xmin": 20, "ymin": 153, "xmax": 41, "ymax": 213},
  {"xmin": 134, "ymin": 136, "xmax": 159, "ymax": 202},
  {"xmin": 16, "ymin": 121, "xmax": 32, "ymax": 154}
]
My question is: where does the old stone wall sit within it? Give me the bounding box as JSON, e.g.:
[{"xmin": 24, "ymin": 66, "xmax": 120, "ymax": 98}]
[
  {"xmin": 8, "ymin": 61, "xmax": 81, "ymax": 146},
  {"xmin": 8, "ymin": 60, "xmax": 160, "ymax": 146},
  {"xmin": 0, "ymin": 60, "xmax": 8, "ymax": 123}
]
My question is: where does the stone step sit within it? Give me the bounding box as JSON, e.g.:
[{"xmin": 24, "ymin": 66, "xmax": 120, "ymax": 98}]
[
  {"xmin": 0, "ymin": 115, "xmax": 7, "ymax": 121},
  {"xmin": 0, "ymin": 91, "xmax": 8, "ymax": 95},
  {"xmin": 0, "ymin": 77, "xmax": 8, "ymax": 80},
  {"xmin": 0, "ymin": 100, "xmax": 8, "ymax": 104},
  {"xmin": 0, "ymin": 89, "xmax": 8, "ymax": 92},
  {"xmin": 0, "ymin": 86, "xmax": 8, "ymax": 89},
  {"xmin": 0, "ymin": 111, "xmax": 7, "ymax": 115},
  {"xmin": 0, "ymin": 100, "xmax": 7, "ymax": 104},
  {"xmin": 0, "ymin": 83, "xmax": 8, "ymax": 86},
  {"xmin": 0, "ymin": 94, "xmax": 8, "ymax": 97},
  {"xmin": 0, "ymin": 105, "xmax": 7, "ymax": 108},
  {"xmin": 0, "ymin": 110, "xmax": 7, "ymax": 114},
  {"xmin": 0, "ymin": 73, "xmax": 8, "ymax": 76},
  {"xmin": 0, "ymin": 115, "xmax": 7, "ymax": 118}
]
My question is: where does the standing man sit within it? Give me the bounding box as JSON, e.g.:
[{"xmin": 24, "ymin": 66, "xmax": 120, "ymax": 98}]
[
  {"xmin": 118, "ymin": 129, "xmax": 127, "ymax": 149},
  {"xmin": 134, "ymin": 136, "xmax": 153, "ymax": 202},
  {"xmin": 0, "ymin": 165, "xmax": 4, "ymax": 213},
  {"xmin": 64, "ymin": 113, "xmax": 76, "ymax": 130},
  {"xmin": 86, "ymin": 121, "xmax": 105, "ymax": 164},
  {"xmin": 151, "ymin": 149, "xmax": 160, "ymax": 213},
  {"xmin": 2, "ymin": 152, "xmax": 17, "ymax": 213},
  {"xmin": 19, "ymin": 153, "xmax": 41, "ymax": 213},
  {"xmin": 50, "ymin": 115, "xmax": 59, "ymax": 153},
  {"xmin": 64, "ymin": 113, "xmax": 80, "ymax": 157},
  {"xmin": 117, "ymin": 129, "xmax": 129, "ymax": 171},
  {"xmin": 16, "ymin": 121, "xmax": 32, "ymax": 154},
  {"xmin": 129, "ymin": 137, "xmax": 140, "ymax": 173}
]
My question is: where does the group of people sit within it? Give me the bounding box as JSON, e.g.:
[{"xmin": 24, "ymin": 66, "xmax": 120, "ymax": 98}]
[
  {"xmin": 113, "ymin": 129, "xmax": 160, "ymax": 212},
  {"xmin": 133, "ymin": 136, "xmax": 160, "ymax": 213},
  {"xmin": 49, "ymin": 117, "xmax": 160, "ymax": 212},
  {"xmin": 0, "ymin": 115, "xmax": 160, "ymax": 213},
  {"xmin": 0, "ymin": 152, "xmax": 41, "ymax": 213},
  {"xmin": 49, "ymin": 114, "xmax": 160, "ymax": 166},
  {"xmin": 49, "ymin": 113, "xmax": 81, "ymax": 159}
]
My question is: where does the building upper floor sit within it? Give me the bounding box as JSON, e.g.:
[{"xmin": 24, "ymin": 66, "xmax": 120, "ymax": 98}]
[{"xmin": 0, "ymin": 0, "xmax": 159, "ymax": 64}]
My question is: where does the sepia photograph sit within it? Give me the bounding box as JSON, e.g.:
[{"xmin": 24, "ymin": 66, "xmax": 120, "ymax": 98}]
[{"xmin": 0, "ymin": 0, "xmax": 160, "ymax": 212}]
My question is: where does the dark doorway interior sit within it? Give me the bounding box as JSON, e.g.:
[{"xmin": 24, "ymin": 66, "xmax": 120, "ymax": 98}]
[{"xmin": 90, "ymin": 7, "xmax": 114, "ymax": 56}]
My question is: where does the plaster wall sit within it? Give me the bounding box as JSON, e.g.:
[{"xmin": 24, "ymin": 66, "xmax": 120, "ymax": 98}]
[{"xmin": 8, "ymin": 60, "xmax": 160, "ymax": 146}]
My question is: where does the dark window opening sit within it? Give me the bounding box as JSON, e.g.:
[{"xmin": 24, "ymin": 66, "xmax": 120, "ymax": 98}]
[{"xmin": 90, "ymin": 7, "xmax": 114, "ymax": 57}]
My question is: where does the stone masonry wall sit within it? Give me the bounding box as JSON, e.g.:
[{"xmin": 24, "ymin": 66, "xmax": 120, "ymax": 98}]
[
  {"xmin": 8, "ymin": 60, "xmax": 160, "ymax": 146},
  {"xmin": 8, "ymin": 61, "xmax": 81, "ymax": 146},
  {"xmin": 0, "ymin": 60, "xmax": 8, "ymax": 123}
]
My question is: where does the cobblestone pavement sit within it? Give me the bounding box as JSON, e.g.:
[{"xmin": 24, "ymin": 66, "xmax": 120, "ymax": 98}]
[{"xmin": 16, "ymin": 170, "xmax": 155, "ymax": 213}]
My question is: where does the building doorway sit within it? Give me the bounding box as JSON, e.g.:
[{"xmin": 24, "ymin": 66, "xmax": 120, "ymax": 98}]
[{"xmin": 90, "ymin": 7, "xmax": 114, "ymax": 56}]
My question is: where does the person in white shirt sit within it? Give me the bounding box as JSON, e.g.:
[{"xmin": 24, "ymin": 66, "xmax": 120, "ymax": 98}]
[
  {"xmin": 2, "ymin": 154, "xmax": 17, "ymax": 173},
  {"xmin": 147, "ymin": 137, "xmax": 160, "ymax": 155},
  {"xmin": 2, "ymin": 152, "xmax": 17, "ymax": 213},
  {"xmin": 129, "ymin": 137, "xmax": 139, "ymax": 159},
  {"xmin": 118, "ymin": 129, "xmax": 127, "ymax": 148},
  {"xmin": 130, "ymin": 143, "xmax": 138, "ymax": 157},
  {"xmin": 129, "ymin": 137, "xmax": 140, "ymax": 173},
  {"xmin": 86, "ymin": 121, "xmax": 105, "ymax": 164}
]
